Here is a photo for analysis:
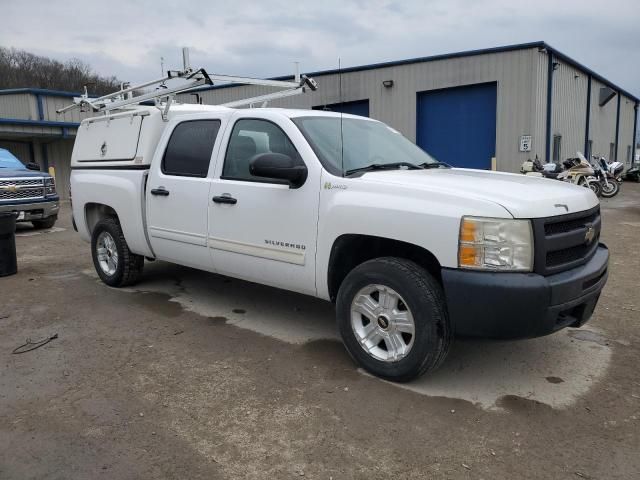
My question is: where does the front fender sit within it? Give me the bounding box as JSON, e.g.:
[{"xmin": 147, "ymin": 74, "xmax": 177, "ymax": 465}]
[{"xmin": 315, "ymin": 172, "xmax": 512, "ymax": 300}]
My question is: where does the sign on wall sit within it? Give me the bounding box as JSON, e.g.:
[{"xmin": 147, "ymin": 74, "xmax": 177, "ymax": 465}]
[{"xmin": 519, "ymin": 135, "xmax": 532, "ymax": 152}]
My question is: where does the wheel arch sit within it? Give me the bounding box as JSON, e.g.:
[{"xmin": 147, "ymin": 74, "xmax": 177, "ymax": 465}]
[
  {"xmin": 327, "ymin": 234, "xmax": 443, "ymax": 302},
  {"xmin": 85, "ymin": 202, "xmax": 119, "ymax": 235}
]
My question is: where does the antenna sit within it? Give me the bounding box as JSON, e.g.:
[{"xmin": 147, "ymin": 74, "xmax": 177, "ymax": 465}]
[
  {"xmin": 160, "ymin": 56, "xmax": 164, "ymax": 76},
  {"xmin": 294, "ymin": 61, "xmax": 300, "ymax": 83},
  {"xmin": 182, "ymin": 47, "xmax": 191, "ymax": 71},
  {"xmin": 339, "ymin": 58, "xmax": 344, "ymax": 175}
]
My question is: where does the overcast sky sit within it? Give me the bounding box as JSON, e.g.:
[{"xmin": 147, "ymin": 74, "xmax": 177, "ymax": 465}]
[{"xmin": 1, "ymin": 0, "xmax": 639, "ymax": 98}]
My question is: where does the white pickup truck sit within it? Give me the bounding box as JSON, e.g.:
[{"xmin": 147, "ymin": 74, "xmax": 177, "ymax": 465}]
[{"xmin": 70, "ymin": 104, "xmax": 608, "ymax": 381}]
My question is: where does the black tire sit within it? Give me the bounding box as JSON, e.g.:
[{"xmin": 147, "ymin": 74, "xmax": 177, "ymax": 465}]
[
  {"xmin": 31, "ymin": 215, "xmax": 57, "ymax": 229},
  {"xmin": 600, "ymin": 180, "xmax": 619, "ymax": 198},
  {"xmin": 91, "ymin": 217, "xmax": 144, "ymax": 287},
  {"xmin": 336, "ymin": 257, "xmax": 452, "ymax": 382}
]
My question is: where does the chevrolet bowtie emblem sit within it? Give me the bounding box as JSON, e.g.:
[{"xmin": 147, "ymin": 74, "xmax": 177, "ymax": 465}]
[
  {"xmin": 2, "ymin": 185, "xmax": 18, "ymax": 193},
  {"xmin": 584, "ymin": 224, "xmax": 595, "ymax": 244}
]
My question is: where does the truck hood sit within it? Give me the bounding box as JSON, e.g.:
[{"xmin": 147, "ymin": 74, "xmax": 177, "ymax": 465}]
[
  {"xmin": 0, "ymin": 168, "xmax": 50, "ymax": 179},
  {"xmin": 358, "ymin": 168, "xmax": 599, "ymax": 218}
]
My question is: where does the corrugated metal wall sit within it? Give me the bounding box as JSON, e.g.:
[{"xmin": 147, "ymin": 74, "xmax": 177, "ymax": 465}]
[
  {"xmin": 0, "ymin": 140, "xmax": 32, "ymax": 162},
  {"xmin": 45, "ymin": 139, "xmax": 74, "ymax": 199},
  {"xmin": 550, "ymin": 60, "xmax": 589, "ymax": 160},
  {"xmin": 617, "ymin": 95, "xmax": 637, "ymax": 166},
  {"xmin": 40, "ymin": 95, "xmax": 95, "ymax": 123},
  {"xmin": 531, "ymin": 52, "xmax": 549, "ymax": 161},
  {"xmin": 588, "ymin": 78, "xmax": 618, "ymax": 159},
  {"xmin": 179, "ymin": 48, "xmax": 542, "ymax": 172},
  {"xmin": 0, "ymin": 93, "xmax": 38, "ymax": 120}
]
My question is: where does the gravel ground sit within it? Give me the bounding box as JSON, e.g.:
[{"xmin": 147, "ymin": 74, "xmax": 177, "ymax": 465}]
[{"xmin": 1, "ymin": 184, "xmax": 639, "ymax": 480}]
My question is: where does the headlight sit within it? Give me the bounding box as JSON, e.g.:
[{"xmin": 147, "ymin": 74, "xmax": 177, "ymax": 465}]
[
  {"xmin": 44, "ymin": 177, "xmax": 56, "ymax": 196},
  {"xmin": 458, "ymin": 216, "xmax": 533, "ymax": 271}
]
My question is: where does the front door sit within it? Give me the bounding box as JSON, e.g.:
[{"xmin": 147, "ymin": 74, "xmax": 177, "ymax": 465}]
[
  {"xmin": 208, "ymin": 114, "xmax": 320, "ymax": 296},
  {"xmin": 147, "ymin": 118, "xmax": 222, "ymax": 269}
]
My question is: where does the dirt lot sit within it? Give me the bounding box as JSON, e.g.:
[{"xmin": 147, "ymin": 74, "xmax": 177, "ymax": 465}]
[{"xmin": 1, "ymin": 185, "xmax": 639, "ymax": 480}]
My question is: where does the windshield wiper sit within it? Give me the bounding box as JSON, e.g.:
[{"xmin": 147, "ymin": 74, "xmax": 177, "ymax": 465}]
[
  {"xmin": 345, "ymin": 162, "xmax": 424, "ymax": 177},
  {"xmin": 418, "ymin": 162, "xmax": 451, "ymax": 169}
]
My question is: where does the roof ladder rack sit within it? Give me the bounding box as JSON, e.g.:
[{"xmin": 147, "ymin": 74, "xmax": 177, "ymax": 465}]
[{"xmin": 56, "ymin": 48, "xmax": 318, "ymax": 119}]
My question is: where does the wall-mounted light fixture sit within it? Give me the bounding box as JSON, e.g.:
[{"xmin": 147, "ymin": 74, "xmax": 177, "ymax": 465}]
[
  {"xmin": 552, "ymin": 62, "xmax": 560, "ymax": 70},
  {"xmin": 382, "ymin": 80, "xmax": 394, "ymax": 88}
]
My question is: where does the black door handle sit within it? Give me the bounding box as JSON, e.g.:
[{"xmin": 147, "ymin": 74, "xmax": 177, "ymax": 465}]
[
  {"xmin": 150, "ymin": 188, "xmax": 170, "ymax": 196},
  {"xmin": 212, "ymin": 195, "xmax": 237, "ymax": 205}
]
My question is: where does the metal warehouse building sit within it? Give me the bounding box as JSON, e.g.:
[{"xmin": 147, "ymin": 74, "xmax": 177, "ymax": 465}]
[
  {"xmin": 0, "ymin": 89, "xmax": 94, "ymax": 199},
  {"xmin": 1, "ymin": 41, "xmax": 638, "ymax": 199}
]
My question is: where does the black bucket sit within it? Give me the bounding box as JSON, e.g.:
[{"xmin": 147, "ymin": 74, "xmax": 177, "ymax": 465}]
[{"xmin": 0, "ymin": 212, "xmax": 17, "ymax": 277}]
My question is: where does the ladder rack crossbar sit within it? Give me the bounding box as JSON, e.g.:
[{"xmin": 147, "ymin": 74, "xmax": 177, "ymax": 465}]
[
  {"xmin": 93, "ymin": 78, "xmax": 207, "ymax": 112},
  {"xmin": 55, "ymin": 53, "xmax": 318, "ymax": 117},
  {"xmin": 222, "ymin": 87, "xmax": 307, "ymax": 108}
]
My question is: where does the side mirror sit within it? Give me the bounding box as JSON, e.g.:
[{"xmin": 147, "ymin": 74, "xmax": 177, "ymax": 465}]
[
  {"xmin": 25, "ymin": 162, "xmax": 41, "ymax": 171},
  {"xmin": 249, "ymin": 153, "xmax": 307, "ymax": 188}
]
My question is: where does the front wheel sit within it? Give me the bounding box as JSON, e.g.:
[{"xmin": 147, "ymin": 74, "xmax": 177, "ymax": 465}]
[
  {"xmin": 579, "ymin": 177, "xmax": 601, "ymax": 197},
  {"xmin": 600, "ymin": 179, "xmax": 619, "ymax": 198},
  {"xmin": 91, "ymin": 217, "xmax": 144, "ymax": 287},
  {"xmin": 336, "ymin": 257, "xmax": 452, "ymax": 382}
]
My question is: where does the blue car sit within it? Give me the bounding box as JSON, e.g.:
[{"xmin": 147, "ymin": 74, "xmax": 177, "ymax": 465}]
[{"xmin": 0, "ymin": 148, "xmax": 59, "ymax": 229}]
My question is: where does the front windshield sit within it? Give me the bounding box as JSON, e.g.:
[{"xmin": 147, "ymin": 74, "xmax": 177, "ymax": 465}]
[
  {"xmin": 292, "ymin": 116, "xmax": 438, "ymax": 176},
  {"xmin": 0, "ymin": 149, "xmax": 26, "ymax": 170}
]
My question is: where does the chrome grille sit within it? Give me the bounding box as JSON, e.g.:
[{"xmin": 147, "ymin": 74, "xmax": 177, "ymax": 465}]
[
  {"xmin": 0, "ymin": 178, "xmax": 43, "ymax": 187},
  {"xmin": 0, "ymin": 178, "xmax": 45, "ymax": 201},
  {"xmin": 532, "ymin": 206, "xmax": 601, "ymax": 275}
]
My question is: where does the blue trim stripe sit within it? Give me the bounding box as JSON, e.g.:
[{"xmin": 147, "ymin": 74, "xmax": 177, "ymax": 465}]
[
  {"xmin": 545, "ymin": 53, "xmax": 554, "ymax": 163},
  {"xmin": 0, "ymin": 118, "xmax": 80, "ymax": 128},
  {"xmin": 615, "ymin": 94, "xmax": 621, "ymax": 161},
  {"xmin": 36, "ymin": 94, "xmax": 45, "ymax": 120},
  {"xmin": 0, "ymin": 87, "xmax": 97, "ymax": 98},
  {"xmin": 633, "ymin": 104, "xmax": 638, "ymax": 166},
  {"xmin": 584, "ymin": 76, "xmax": 592, "ymax": 154}
]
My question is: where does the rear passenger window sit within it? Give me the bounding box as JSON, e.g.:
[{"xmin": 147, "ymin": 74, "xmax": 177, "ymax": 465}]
[
  {"xmin": 222, "ymin": 119, "xmax": 302, "ymax": 182},
  {"xmin": 162, "ymin": 120, "xmax": 220, "ymax": 177}
]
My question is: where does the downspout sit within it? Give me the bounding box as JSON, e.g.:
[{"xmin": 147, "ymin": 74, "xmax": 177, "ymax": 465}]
[
  {"xmin": 614, "ymin": 93, "xmax": 621, "ymax": 161},
  {"xmin": 36, "ymin": 94, "xmax": 45, "ymax": 121},
  {"xmin": 41, "ymin": 143, "xmax": 49, "ymax": 171},
  {"xmin": 28, "ymin": 142, "xmax": 35, "ymax": 163},
  {"xmin": 584, "ymin": 75, "xmax": 591, "ymax": 155},
  {"xmin": 545, "ymin": 52, "xmax": 554, "ymax": 162},
  {"xmin": 633, "ymin": 103, "xmax": 638, "ymax": 167}
]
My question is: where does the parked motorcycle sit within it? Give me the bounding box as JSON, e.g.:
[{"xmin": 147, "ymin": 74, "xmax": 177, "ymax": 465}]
[
  {"xmin": 521, "ymin": 154, "xmax": 601, "ymax": 196},
  {"xmin": 590, "ymin": 155, "xmax": 620, "ymax": 198},
  {"xmin": 622, "ymin": 165, "xmax": 640, "ymax": 182}
]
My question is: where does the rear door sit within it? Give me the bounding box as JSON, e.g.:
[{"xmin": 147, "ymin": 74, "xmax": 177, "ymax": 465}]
[{"xmin": 146, "ymin": 117, "xmax": 223, "ymax": 269}]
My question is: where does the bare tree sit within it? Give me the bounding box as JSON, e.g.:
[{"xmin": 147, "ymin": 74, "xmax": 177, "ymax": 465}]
[{"xmin": 0, "ymin": 47, "xmax": 122, "ymax": 94}]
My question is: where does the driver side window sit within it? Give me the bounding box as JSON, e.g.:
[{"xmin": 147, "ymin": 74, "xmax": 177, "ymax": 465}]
[{"xmin": 222, "ymin": 119, "xmax": 301, "ymax": 182}]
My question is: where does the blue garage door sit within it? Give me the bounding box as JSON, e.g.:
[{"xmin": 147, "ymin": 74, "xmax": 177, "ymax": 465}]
[
  {"xmin": 313, "ymin": 99, "xmax": 369, "ymax": 117},
  {"xmin": 416, "ymin": 83, "xmax": 497, "ymax": 169}
]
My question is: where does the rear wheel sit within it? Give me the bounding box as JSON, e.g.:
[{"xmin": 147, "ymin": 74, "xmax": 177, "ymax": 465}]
[
  {"xmin": 336, "ymin": 257, "xmax": 452, "ymax": 382},
  {"xmin": 91, "ymin": 217, "xmax": 144, "ymax": 287}
]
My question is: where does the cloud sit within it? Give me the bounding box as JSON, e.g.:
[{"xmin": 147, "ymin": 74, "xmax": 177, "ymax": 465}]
[{"xmin": 0, "ymin": 0, "xmax": 638, "ymax": 98}]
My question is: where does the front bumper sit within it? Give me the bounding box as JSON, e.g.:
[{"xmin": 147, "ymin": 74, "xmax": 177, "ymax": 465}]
[
  {"xmin": 0, "ymin": 199, "xmax": 60, "ymax": 222},
  {"xmin": 441, "ymin": 244, "xmax": 609, "ymax": 339}
]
